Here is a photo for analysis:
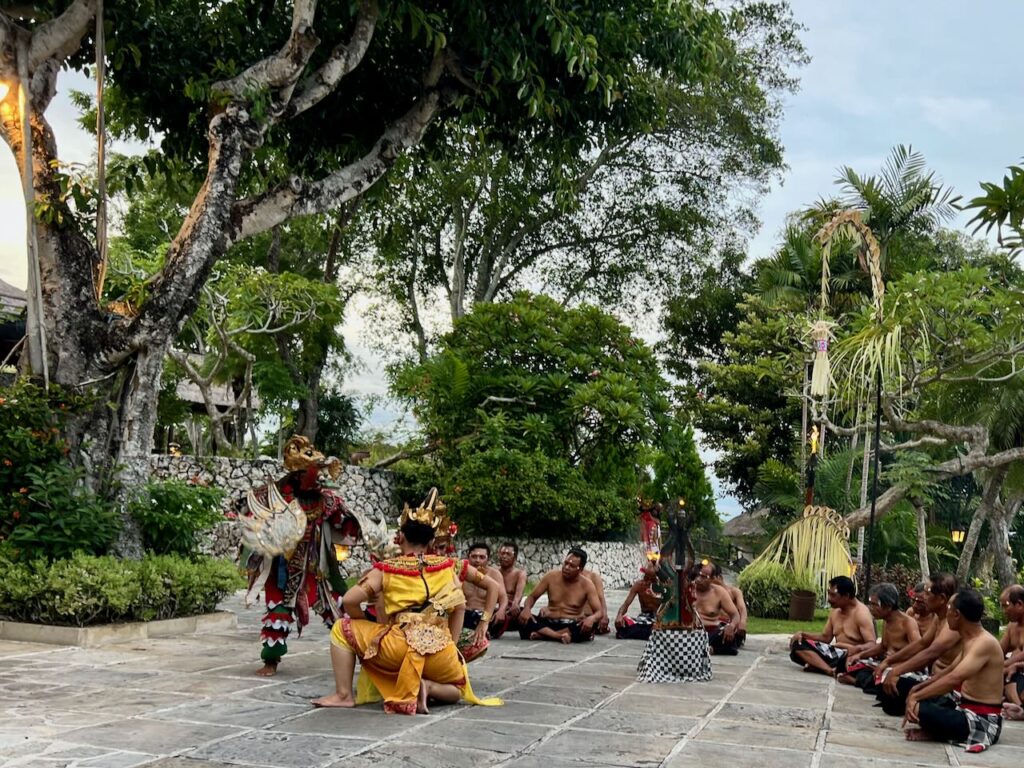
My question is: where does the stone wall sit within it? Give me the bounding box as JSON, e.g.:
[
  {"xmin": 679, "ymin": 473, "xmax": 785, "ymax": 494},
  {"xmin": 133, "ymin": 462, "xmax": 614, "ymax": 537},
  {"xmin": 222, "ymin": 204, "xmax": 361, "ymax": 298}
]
[
  {"xmin": 328, "ymin": 538, "xmax": 644, "ymax": 589},
  {"xmin": 148, "ymin": 455, "xmax": 398, "ymax": 559},
  {"xmin": 147, "ymin": 455, "xmax": 642, "ymax": 587}
]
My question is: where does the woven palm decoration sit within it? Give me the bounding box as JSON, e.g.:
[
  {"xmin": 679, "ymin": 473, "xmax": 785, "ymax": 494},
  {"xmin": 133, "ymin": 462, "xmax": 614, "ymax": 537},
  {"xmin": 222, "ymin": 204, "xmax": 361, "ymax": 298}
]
[{"xmin": 745, "ymin": 505, "xmax": 853, "ymax": 599}]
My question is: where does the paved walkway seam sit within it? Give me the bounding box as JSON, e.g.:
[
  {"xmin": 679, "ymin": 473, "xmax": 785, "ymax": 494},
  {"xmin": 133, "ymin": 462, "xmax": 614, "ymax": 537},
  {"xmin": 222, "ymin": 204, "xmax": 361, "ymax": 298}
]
[
  {"xmin": 808, "ymin": 672, "xmax": 836, "ymax": 768},
  {"xmin": 656, "ymin": 645, "xmax": 768, "ymax": 767}
]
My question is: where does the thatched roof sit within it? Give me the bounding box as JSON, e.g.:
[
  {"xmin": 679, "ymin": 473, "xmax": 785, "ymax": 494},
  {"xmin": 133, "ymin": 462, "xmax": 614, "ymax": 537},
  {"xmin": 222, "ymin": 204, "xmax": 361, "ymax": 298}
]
[
  {"xmin": 722, "ymin": 507, "xmax": 772, "ymax": 539},
  {"xmin": 0, "ymin": 279, "xmax": 27, "ymax": 313}
]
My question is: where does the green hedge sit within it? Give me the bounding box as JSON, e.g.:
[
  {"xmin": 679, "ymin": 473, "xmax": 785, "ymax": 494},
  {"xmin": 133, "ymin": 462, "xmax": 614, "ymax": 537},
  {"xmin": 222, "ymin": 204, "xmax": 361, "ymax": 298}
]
[
  {"xmin": 0, "ymin": 549, "xmax": 244, "ymax": 626},
  {"xmin": 738, "ymin": 560, "xmax": 816, "ymax": 619}
]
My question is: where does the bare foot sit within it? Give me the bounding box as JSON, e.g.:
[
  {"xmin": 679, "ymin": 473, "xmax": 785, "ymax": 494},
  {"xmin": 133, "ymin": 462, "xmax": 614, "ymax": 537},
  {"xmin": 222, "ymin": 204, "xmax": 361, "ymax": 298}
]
[
  {"xmin": 530, "ymin": 631, "xmax": 542, "ymax": 640},
  {"xmin": 559, "ymin": 631, "xmax": 571, "ymax": 645},
  {"xmin": 836, "ymin": 673, "xmax": 856, "ymax": 685},
  {"xmin": 904, "ymin": 729, "xmax": 933, "ymax": 741},
  {"xmin": 417, "ymin": 682, "xmax": 430, "ymax": 715},
  {"xmin": 256, "ymin": 663, "xmax": 278, "ymax": 677},
  {"xmin": 311, "ymin": 693, "xmax": 355, "ymax": 708}
]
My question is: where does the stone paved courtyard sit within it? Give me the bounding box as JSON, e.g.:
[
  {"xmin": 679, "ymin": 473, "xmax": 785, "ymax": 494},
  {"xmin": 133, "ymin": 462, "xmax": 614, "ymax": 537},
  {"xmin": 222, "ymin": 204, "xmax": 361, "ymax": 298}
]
[{"xmin": 3, "ymin": 590, "xmax": 1021, "ymax": 768}]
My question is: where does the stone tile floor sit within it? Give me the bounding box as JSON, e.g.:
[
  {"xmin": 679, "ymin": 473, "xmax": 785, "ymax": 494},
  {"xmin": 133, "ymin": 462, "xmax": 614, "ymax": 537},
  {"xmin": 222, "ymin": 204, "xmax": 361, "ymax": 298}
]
[{"xmin": 2, "ymin": 590, "xmax": 1020, "ymax": 768}]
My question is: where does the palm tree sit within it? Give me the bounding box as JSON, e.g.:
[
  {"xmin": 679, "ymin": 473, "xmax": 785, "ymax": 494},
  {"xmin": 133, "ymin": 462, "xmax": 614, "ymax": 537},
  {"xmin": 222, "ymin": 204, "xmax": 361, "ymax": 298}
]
[
  {"xmin": 807, "ymin": 146, "xmax": 959, "ymax": 578},
  {"xmin": 830, "ymin": 144, "xmax": 959, "ymax": 270},
  {"xmin": 755, "ymin": 226, "xmax": 866, "ymax": 312}
]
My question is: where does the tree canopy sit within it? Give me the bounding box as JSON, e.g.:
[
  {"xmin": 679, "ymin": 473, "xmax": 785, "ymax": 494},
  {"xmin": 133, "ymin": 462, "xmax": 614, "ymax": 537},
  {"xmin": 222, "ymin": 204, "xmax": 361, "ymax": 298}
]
[{"xmin": 390, "ymin": 292, "xmax": 671, "ymax": 538}]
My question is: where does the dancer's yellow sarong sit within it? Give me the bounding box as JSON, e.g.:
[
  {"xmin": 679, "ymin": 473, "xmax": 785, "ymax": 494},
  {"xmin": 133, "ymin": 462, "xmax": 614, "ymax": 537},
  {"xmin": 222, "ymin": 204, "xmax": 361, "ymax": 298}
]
[{"xmin": 330, "ymin": 554, "xmax": 501, "ymax": 714}]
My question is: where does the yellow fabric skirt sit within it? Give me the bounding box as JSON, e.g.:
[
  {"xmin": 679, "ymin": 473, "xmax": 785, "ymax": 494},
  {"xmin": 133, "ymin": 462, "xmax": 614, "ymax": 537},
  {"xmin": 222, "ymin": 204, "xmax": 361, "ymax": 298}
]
[{"xmin": 331, "ymin": 616, "xmax": 500, "ymax": 714}]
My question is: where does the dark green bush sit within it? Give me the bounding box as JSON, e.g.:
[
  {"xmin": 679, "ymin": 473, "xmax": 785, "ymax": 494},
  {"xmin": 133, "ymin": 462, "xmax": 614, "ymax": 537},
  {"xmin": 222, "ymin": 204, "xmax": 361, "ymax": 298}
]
[
  {"xmin": 129, "ymin": 480, "xmax": 225, "ymax": 555},
  {"xmin": 738, "ymin": 561, "xmax": 816, "ymax": 619},
  {"xmin": 855, "ymin": 564, "xmax": 919, "ymax": 610},
  {"xmin": 0, "ymin": 381, "xmax": 119, "ymax": 560},
  {"xmin": 0, "ymin": 546, "xmax": 243, "ymax": 626}
]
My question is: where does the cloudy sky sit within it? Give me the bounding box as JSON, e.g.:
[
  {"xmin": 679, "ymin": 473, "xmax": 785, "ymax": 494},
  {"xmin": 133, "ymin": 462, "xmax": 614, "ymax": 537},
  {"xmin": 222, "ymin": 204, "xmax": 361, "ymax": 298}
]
[{"xmin": 2, "ymin": 1, "xmax": 1022, "ymax": 515}]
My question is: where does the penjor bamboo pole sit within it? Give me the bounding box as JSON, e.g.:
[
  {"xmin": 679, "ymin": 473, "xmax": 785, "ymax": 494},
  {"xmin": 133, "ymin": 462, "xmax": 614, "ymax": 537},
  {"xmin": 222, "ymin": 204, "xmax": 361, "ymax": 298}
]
[{"xmin": 864, "ymin": 369, "xmax": 883, "ymax": 598}]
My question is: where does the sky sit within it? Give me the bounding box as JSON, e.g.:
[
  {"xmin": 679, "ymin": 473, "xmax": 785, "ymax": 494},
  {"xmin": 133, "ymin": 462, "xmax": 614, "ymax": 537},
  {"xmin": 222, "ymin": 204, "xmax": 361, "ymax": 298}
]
[{"xmin": 2, "ymin": 1, "xmax": 1023, "ymax": 517}]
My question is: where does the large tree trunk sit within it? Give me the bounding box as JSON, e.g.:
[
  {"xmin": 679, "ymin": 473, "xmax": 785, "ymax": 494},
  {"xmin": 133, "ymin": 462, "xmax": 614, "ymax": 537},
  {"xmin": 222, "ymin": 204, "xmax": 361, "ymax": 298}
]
[
  {"xmin": 957, "ymin": 466, "xmax": 1008, "ymax": 582},
  {"xmin": 989, "ymin": 494, "xmax": 1020, "ymax": 589},
  {"xmin": 911, "ymin": 496, "xmax": 930, "ymax": 582}
]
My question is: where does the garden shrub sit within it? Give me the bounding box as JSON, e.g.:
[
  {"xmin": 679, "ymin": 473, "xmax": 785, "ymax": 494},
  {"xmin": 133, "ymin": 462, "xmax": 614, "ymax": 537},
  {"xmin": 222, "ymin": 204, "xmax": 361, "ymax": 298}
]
[
  {"xmin": 129, "ymin": 480, "xmax": 225, "ymax": 555},
  {"xmin": 1, "ymin": 381, "xmax": 120, "ymax": 560},
  {"xmin": 855, "ymin": 564, "xmax": 919, "ymax": 609},
  {"xmin": 738, "ymin": 560, "xmax": 816, "ymax": 619},
  {"xmin": 0, "ymin": 546, "xmax": 243, "ymax": 626}
]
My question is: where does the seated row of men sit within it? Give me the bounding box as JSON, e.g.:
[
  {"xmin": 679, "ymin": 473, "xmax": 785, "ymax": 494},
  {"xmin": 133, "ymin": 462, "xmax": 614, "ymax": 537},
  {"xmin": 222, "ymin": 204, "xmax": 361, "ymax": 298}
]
[
  {"xmin": 459, "ymin": 542, "xmax": 610, "ymax": 647},
  {"xmin": 613, "ymin": 559, "xmax": 748, "ymax": 654},
  {"xmin": 789, "ymin": 574, "xmax": 1024, "ymax": 752},
  {"xmin": 463, "ymin": 542, "xmax": 749, "ymax": 653}
]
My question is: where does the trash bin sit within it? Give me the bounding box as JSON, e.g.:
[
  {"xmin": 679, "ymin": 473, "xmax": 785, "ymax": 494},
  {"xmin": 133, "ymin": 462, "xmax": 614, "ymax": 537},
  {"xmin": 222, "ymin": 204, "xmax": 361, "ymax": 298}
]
[{"xmin": 788, "ymin": 589, "xmax": 817, "ymax": 621}]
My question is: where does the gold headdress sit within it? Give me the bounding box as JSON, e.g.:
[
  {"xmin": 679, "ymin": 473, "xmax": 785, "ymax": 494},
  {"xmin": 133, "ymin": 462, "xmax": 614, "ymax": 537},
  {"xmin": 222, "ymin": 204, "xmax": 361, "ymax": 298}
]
[
  {"xmin": 399, "ymin": 487, "xmax": 447, "ymax": 530},
  {"xmin": 282, "ymin": 435, "xmax": 341, "ymax": 479}
]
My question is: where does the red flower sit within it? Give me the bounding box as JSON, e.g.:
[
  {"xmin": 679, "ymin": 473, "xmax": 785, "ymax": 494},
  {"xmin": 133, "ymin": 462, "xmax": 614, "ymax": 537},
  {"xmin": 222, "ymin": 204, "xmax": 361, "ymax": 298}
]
[
  {"xmin": 12, "ymin": 510, "xmax": 20, "ymax": 520},
  {"xmin": 448, "ymin": 522, "xmax": 459, "ymax": 536}
]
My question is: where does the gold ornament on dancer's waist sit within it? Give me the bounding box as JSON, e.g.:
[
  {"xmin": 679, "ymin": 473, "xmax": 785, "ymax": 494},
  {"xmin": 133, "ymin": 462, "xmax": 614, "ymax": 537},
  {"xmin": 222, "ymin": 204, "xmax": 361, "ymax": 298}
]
[{"xmin": 393, "ymin": 611, "xmax": 452, "ymax": 656}]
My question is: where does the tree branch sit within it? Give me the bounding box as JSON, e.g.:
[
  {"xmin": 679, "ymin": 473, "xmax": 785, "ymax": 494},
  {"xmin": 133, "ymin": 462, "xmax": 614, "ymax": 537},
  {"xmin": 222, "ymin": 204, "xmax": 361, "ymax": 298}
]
[
  {"xmin": 288, "ymin": 0, "xmax": 380, "ymax": 117},
  {"xmin": 104, "ymin": 106, "xmax": 256, "ymax": 365},
  {"xmin": 844, "ymin": 445, "xmax": 1024, "ymax": 529},
  {"xmin": 213, "ymin": 0, "xmax": 320, "ymax": 100},
  {"xmin": 27, "ymin": 0, "xmax": 97, "ymax": 69},
  {"xmin": 231, "ymin": 89, "xmax": 451, "ymax": 243}
]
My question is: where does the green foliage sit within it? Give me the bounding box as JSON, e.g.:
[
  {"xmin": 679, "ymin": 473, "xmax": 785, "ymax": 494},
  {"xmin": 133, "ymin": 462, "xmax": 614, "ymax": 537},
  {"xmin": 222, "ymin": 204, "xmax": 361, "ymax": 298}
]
[
  {"xmin": 0, "ymin": 547, "xmax": 243, "ymax": 627},
  {"xmin": 444, "ymin": 447, "xmax": 635, "ymax": 539},
  {"xmin": 392, "ymin": 293, "xmax": 673, "ymax": 538},
  {"xmin": 855, "ymin": 565, "xmax": 920, "ymax": 610},
  {"xmin": 0, "ymin": 382, "xmax": 119, "ymax": 561},
  {"xmin": 737, "ymin": 560, "xmax": 815, "ymax": 619},
  {"xmin": 675, "ymin": 295, "xmax": 803, "ymax": 504},
  {"xmin": 316, "ymin": 390, "xmax": 364, "ymax": 458},
  {"xmin": 128, "ymin": 481, "xmax": 226, "ymax": 556},
  {"xmin": 96, "ymin": 2, "xmax": 791, "ymax": 169},
  {"xmin": 966, "ymin": 162, "xmax": 1024, "ymax": 256},
  {"xmin": 869, "ymin": 506, "xmax": 958, "ymax": 572},
  {"xmin": 643, "ymin": 421, "xmax": 717, "ymax": 531}
]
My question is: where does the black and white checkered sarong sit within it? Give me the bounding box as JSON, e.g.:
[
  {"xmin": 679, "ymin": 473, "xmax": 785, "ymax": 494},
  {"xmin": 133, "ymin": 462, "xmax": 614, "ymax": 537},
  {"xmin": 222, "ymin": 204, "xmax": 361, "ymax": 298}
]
[{"xmin": 636, "ymin": 628, "xmax": 712, "ymax": 683}]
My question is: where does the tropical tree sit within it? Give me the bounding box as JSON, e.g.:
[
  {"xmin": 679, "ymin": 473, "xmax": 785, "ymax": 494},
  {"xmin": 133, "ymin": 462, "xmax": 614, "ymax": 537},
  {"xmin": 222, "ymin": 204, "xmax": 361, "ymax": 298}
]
[
  {"xmin": 390, "ymin": 292, "xmax": 672, "ymax": 538},
  {"xmin": 2, "ymin": 1, "xmax": 785, "ymax": 553},
  {"xmin": 355, "ymin": 1, "xmax": 804, "ymax": 358}
]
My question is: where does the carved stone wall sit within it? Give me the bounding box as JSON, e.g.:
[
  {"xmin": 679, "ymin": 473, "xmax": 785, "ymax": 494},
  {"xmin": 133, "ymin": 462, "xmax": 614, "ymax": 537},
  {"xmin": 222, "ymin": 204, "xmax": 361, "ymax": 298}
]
[{"xmin": 147, "ymin": 455, "xmax": 642, "ymax": 586}]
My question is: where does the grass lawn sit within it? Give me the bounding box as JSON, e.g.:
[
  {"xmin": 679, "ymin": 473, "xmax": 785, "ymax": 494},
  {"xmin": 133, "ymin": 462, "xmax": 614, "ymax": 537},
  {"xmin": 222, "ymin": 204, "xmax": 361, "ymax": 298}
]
[{"xmin": 747, "ymin": 608, "xmax": 831, "ymax": 635}]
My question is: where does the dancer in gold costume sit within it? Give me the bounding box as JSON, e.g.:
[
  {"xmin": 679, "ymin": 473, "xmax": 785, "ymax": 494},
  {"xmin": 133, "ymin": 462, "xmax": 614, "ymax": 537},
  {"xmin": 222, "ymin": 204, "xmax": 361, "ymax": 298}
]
[{"xmin": 312, "ymin": 489, "xmax": 502, "ymax": 714}]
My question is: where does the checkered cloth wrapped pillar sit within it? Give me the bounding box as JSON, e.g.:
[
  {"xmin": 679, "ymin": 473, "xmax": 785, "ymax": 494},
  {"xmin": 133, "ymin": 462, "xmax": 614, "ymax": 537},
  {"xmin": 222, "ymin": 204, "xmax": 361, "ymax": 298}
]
[{"xmin": 636, "ymin": 628, "xmax": 712, "ymax": 682}]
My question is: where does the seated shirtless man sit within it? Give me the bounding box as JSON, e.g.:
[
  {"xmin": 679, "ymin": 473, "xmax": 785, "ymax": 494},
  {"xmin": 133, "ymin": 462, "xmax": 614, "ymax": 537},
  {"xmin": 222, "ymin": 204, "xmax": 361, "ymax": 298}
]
[
  {"xmin": 904, "ymin": 589, "xmax": 1006, "ymax": 752},
  {"xmin": 691, "ymin": 561, "xmax": 741, "ymax": 655},
  {"xmin": 460, "ymin": 542, "xmax": 507, "ymax": 659},
  {"xmin": 614, "ymin": 560, "xmax": 662, "ymax": 640},
  {"xmin": 999, "ymin": 584, "xmax": 1024, "ymax": 718},
  {"xmin": 582, "ymin": 568, "xmax": 611, "ymax": 634},
  {"xmin": 491, "ymin": 542, "xmax": 527, "ymax": 639},
  {"xmin": 839, "ymin": 582, "xmax": 920, "ymax": 688},
  {"xmin": 712, "ymin": 562, "xmax": 748, "ymax": 647},
  {"xmin": 875, "ymin": 572, "xmax": 961, "ymax": 716},
  {"xmin": 907, "ymin": 583, "xmax": 937, "ymax": 638},
  {"xmin": 790, "ymin": 575, "xmax": 874, "ymax": 675},
  {"xmin": 519, "ymin": 547, "xmax": 601, "ymax": 643}
]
